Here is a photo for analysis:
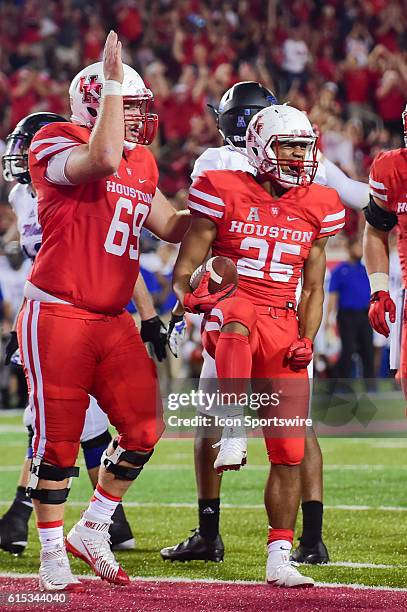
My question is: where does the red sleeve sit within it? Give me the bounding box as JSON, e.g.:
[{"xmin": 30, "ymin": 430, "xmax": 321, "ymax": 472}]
[
  {"xmin": 369, "ymin": 151, "xmax": 395, "ymax": 211},
  {"xmin": 28, "ymin": 122, "xmax": 87, "ymax": 187},
  {"xmin": 316, "ymin": 190, "xmax": 346, "ymax": 239},
  {"xmin": 188, "ymin": 173, "xmax": 225, "ymax": 226},
  {"xmin": 29, "ymin": 122, "xmax": 86, "ymax": 165}
]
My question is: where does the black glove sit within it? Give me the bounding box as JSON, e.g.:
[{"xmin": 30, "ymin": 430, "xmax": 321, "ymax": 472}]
[
  {"xmin": 167, "ymin": 313, "xmax": 187, "ymax": 358},
  {"xmin": 4, "ymin": 331, "xmax": 19, "ymax": 366},
  {"xmin": 140, "ymin": 316, "xmax": 167, "ymax": 362}
]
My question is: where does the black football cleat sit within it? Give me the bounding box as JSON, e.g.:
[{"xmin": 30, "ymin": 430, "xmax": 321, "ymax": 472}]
[
  {"xmin": 0, "ymin": 511, "xmax": 29, "ymax": 555},
  {"xmin": 290, "ymin": 540, "xmax": 329, "ymax": 564},
  {"xmin": 160, "ymin": 529, "xmax": 224, "ymax": 562},
  {"xmin": 109, "ymin": 503, "xmax": 135, "ymax": 551}
]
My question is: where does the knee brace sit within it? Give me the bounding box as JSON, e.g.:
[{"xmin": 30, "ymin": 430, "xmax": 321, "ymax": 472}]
[
  {"xmin": 101, "ymin": 438, "xmax": 154, "ymax": 481},
  {"xmin": 81, "ymin": 429, "xmax": 112, "ymax": 470},
  {"xmin": 27, "ymin": 456, "xmax": 80, "ymax": 504},
  {"xmin": 26, "ymin": 425, "xmax": 34, "ymax": 460}
]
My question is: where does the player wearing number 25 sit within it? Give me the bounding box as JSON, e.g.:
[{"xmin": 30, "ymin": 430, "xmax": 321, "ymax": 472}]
[
  {"xmin": 173, "ymin": 104, "xmax": 344, "ymax": 587},
  {"xmin": 19, "ymin": 32, "xmax": 189, "ymax": 591}
]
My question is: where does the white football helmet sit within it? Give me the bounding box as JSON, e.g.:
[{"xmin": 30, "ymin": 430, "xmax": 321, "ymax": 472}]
[
  {"xmin": 246, "ymin": 105, "xmax": 318, "ymax": 187},
  {"xmin": 69, "ymin": 62, "xmax": 158, "ymax": 144}
]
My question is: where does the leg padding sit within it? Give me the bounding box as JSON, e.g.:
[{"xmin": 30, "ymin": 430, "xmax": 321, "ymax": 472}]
[{"xmin": 101, "ymin": 439, "xmax": 154, "ymax": 481}]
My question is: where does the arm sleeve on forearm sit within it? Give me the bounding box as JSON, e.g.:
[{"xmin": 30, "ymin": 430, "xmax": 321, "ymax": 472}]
[{"xmin": 323, "ymin": 157, "xmax": 370, "ymax": 210}]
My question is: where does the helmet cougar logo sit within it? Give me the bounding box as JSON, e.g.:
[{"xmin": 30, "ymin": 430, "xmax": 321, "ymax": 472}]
[
  {"xmin": 78, "ymin": 75, "xmax": 102, "ymax": 104},
  {"xmin": 252, "ymin": 116, "xmax": 263, "ymax": 134}
]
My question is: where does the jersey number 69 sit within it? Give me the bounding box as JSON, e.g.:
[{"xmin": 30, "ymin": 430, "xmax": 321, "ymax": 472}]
[{"xmin": 104, "ymin": 197, "xmax": 149, "ymax": 260}]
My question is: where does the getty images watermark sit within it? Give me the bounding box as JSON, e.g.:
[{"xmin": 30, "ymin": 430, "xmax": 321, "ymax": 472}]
[{"xmin": 166, "ymin": 390, "xmax": 312, "ymax": 429}]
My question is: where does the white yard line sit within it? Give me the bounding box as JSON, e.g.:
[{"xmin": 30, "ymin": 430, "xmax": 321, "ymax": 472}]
[
  {"xmin": 327, "ymin": 562, "xmax": 395, "ymax": 569},
  {"xmin": 0, "ymin": 499, "xmax": 406, "ymax": 512}
]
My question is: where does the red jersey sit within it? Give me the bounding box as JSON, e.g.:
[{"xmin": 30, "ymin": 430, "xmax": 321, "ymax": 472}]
[
  {"xmin": 188, "ymin": 171, "xmax": 344, "ymax": 307},
  {"xmin": 28, "ymin": 122, "xmax": 158, "ymax": 315},
  {"xmin": 369, "ymin": 149, "xmax": 407, "ymax": 286}
]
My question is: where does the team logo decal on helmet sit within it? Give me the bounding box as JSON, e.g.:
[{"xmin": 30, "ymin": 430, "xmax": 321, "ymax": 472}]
[
  {"xmin": 78, "ymin": 75, "xmax": 103, "ymax": 105},
  {"xmin": 246, "ymin": 105, "xmax": 319, "ymax": 187}
]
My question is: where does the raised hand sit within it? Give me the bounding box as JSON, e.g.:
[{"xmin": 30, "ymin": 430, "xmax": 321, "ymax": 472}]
[{"xmin": 103, "ymin": 30, "xmax": 124, "ymax": 83}]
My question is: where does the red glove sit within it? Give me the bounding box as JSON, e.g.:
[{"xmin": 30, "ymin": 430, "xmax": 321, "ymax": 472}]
[
  {"xmin": 368, "ymin": 291, "xmax": 396, "ymax": 337},
  {"xmin": 286, "ymin": 337, "xmax": 313, "ymax": 371},
  {"xmin": 183, "ymin": 272, "xmax": 236, "ymax": 314}
]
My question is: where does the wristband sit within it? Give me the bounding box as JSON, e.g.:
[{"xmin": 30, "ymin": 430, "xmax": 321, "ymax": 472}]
[
  {"xmin": 368, "ymin": 272, "xmax": 389, "ymax": 294},
  {"xmin": 103, "ymin": 80, "xmax": 122, "ymax": 96}
]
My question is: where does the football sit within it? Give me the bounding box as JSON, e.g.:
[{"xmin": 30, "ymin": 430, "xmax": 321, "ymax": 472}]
[{"xmin": 190, "ymin": 256, "xmax": 238, "ymax": 294}]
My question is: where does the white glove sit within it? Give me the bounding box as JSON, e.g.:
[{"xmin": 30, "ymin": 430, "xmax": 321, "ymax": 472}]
[{"xmin": 168, "ymin": 314, "xmax": 187, "ymax": 358}]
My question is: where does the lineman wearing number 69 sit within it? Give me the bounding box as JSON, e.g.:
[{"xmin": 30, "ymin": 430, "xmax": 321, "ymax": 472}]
[{"xmin": 19, "ymin": 31, "xmax": 190, "ymax": 591}]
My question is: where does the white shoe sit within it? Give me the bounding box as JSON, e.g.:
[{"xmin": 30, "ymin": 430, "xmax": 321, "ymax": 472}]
[
  {"xmin": 266, "ymin": 547, "xmax": 314, "ymax": 588},
  {"xmin": 39, "ymin": 546, "xmax": 84, "ymax": 592},
  {"xmin": 213, "ymin": 425, "xmax": 247, "ymax": 473},
  {"xmin": 66, "ymin": 514, "xmax": 130, "ymax": 585}
]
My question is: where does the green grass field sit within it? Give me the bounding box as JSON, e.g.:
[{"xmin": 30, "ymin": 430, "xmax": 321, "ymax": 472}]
[{"xmin": 1, "ymin": 411, "xmax": 407, "ymax": 588}]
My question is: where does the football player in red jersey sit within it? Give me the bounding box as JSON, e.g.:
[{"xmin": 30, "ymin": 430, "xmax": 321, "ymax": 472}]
[
  {"xmin": 162, "ymin": 104, "xmax": 344, "ymax": 587},
  {"xmin": 0, "ymin": 111, "xmax": 169, "ymax": 557},
  {"xmin": 18, "ymin": 32, "xmax": 190, "ymax": 591},
  {"xmin": 363, "ymin": 104, "xmax": 407, "ymax": 391}
]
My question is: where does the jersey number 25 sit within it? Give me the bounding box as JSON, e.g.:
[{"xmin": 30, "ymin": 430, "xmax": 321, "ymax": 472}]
[{"xmin": 237, "ymin": 237, "xmax": 300, "ymax": 282}]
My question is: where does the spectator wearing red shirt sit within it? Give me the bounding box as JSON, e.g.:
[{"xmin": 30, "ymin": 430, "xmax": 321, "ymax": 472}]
[
  {"xmin": 316, "ymin": 46, "xmax": 337, "ymax": 83},
  {"xmin": 160, "ymin": 82, "xmax": 205, "ymax": 142},
  {"xmin": 116, "ymin": 0, "xmax": 142, "ymax": 45},
  {"xmin": 9, "ymin": 69, "xmax": 43, "ymax": 128},
  {"xmin": 209, "ymin": 34, "xmax": 236, "ymax": 72},
  {"xmin": 339, "ymin": 54, "xmax": 372, "ymax": 119},
  {"xmin": 82, "ymin": 16, "xmax": 104, "ymax": 63},
  {"xmin": 375, "ymin": 69, "xmax": 405, "ymax": 136},
  {"xmin": 373, "ymin": 1, "xmax": 405, "ymax": 52}
]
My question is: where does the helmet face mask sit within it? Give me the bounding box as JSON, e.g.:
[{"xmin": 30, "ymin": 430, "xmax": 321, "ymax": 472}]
[
  {"xmin": 123, "ymin": 97, "xmax": 158, "ymax": 145},
  {"xmin": 2, "ymin": 133, "xmax": 31, "ymax": 184},
  {"xmin": 69, "ymin": 62, "xmax": 158, "ymax": 145},
  {"xmin": 246, "ymin": 106, "xmax": 319, "ymax": 187},
  {"xmin": 2, "ymin": 112, "xmax": 67, "ymax": 184}
]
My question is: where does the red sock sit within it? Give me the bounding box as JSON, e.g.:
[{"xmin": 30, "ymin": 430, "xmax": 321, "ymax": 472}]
[
  {"xmin": 215, "ymin": 333, "xmax": 252, "ymax": 403},
  {"xmin": 84, "ymin": 484, "xmax": 122, "ymax": 523},
  {"xmin": 215, "ymin": 332, "xmax": 252, "ymax": 379},
  {"xmin": 267, "ymin": 527, "xmax": 294, "ymax": 546}
]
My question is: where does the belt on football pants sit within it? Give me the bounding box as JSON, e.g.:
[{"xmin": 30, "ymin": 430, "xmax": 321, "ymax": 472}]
[{"xmin": 254, "ymin": 302, "xmax": 297, "ymax": 318}]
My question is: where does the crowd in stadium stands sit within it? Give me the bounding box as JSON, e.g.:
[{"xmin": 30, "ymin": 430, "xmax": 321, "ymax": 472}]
[{"xmin": 0, "ymin": 0, "xmax": 405, "ymax": 405}]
